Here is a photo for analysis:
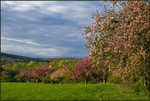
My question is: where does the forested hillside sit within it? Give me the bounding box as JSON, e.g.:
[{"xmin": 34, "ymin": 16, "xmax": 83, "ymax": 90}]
[
  {"xmin": 1, "ymin": 52, "xmax": 45, "ymax": 65},
  {"xmin": 1, "ymin": 52, "xmax": 79, "ymax": 65}
]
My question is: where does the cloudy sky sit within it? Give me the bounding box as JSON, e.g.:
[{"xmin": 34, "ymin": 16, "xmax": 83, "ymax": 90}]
[{"xmin": 1, "ymin": 1, "xmax": 105, "ymax": 58}]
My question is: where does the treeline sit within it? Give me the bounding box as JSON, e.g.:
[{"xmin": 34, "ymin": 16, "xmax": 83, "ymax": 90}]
[
  {"xmin": 0, "ymin": 57, "xmax": 108, "ymax": 84},
  {"xmin": 0, "ymin": 59, "xmax": 77, "ymax": 82}
]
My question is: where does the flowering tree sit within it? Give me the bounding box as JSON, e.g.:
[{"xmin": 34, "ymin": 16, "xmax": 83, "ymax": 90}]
[
  {"xmin": 31, "ymin": 66, "xmax": 48, "ymax": 82},
  {"xmin": 21, "ymin": 70, "xmax": 32, "ymax": 82},
  {"xmin": 50, "ymin": 69, "xmax": 66, "ymax": 84},
  {"xmin": 31, "ymin": 66, "xmax": 57, "ymax": 83},
  {"xmin": 20, "ymin": 66, "xmax": 56, "ymax": 83},
  {"xmin": 70, "ymin": 56, "xmax": 92, "ymax": 84},
  {"xmin": 82, "ymin": 1, "xmax": 149, "ymax": 88}
]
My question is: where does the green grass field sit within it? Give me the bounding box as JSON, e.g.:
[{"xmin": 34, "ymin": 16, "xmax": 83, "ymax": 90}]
[{"xmin": 1, "ymin": 82, "xmax": 149, "ymax": 100}]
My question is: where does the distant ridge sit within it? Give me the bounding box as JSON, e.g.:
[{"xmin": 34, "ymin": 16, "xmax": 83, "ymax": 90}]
[
  {"xmin": 0, "ymin": 52, "xmax": 80, "ymax": 65},
  {"xmin": 0, "ymin": 52, "xmax": 47, "ymax": 65},
  {"xmin": 1, "ymin": 52, "xmax": 37, "ymax": 60}
]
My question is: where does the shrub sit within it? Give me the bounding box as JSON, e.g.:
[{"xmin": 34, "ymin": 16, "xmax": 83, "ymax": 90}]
[
  {"xmin": 133, "ymin": 81, "xmax": 148, "ymax": 95},
  {"xmin": 108, "ymin": 75, "xmax": 122, "ymax": 84},
  {"xmin": 50, "ymin": 69, "xmax": 65, "ymax": 84}
]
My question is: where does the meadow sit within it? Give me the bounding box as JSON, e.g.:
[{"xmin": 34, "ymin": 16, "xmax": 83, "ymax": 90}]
[{"xmin": 1, "ymin": 82, "xmax": 149, "ymax": 100}]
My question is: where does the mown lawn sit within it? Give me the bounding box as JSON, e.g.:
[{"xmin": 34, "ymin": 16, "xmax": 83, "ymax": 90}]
[{"xmin": 1, "ymin": 82, "xmax": 149, "ymax": 100}]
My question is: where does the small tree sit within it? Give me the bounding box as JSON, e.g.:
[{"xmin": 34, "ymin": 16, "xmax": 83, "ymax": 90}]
[
  {"xmin": 50, "ymin": 69, "xmax": 65, "ymax": 84},
  {"xmin": 15, "ymin": 74, "xmax": 24, "ymax": 82},
  {"xmin": 71, "ymin": 56, "xmax": 92, "ymax": 84},
  {"xmin": 21, "ymin": 70, "xmax": 32, "ymax": 82},
  {"xmin": 31, "ymin": 66, "xmax": 51, "ymax": 83}
]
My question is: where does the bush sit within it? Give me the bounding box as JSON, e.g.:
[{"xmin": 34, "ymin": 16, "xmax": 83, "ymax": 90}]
[
  {"xmin": 108, "ymin": 76, "xmax": 122, "ymax": 84},
  {"xmin": 1, "ymin": 75, "xmax": 12, "ymax": 82},
  {"xmin": 44, "ymin": 74, "xmax": 51, "ymax": 83},
  {"xmin": 14, "ymin": 74, "xmax": 24, "ymax": 82},
  {"xmin": 133, "ymin": 81, "xmax": 148, "ymax": 95},
  {"xmin": 50, "ymin": 69, "xmax": 65, "ymax": 84}
]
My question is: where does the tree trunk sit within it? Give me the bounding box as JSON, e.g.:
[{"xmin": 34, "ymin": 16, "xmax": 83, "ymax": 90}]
[
  {"xmin": 85, "ymin": 79, "xmax": 87, "ymax": 84},
  {"xmin": 36, "ymin": 79, "xmax": 38, "ymax": 83},
  {"xmin": 103, "ymin": 77, "xmax": 106, "ymax": 84}
]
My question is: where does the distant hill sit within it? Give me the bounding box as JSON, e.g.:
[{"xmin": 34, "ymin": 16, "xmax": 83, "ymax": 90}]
[
  {"xmin": 0, "ymin": 52, "xmax": 80, "ymax": 65},
  {"xmin": 0, "ymin": 52, "xmax": 47, "ymax": 65}
]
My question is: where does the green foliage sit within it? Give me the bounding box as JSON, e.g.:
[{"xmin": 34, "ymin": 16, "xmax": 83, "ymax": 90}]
[
  {"xmin": 27, "ymin": 61, "xmax": 36, "ymax": 67},
  {"xmin": 1, "ymin": 75, "xmax": 12, "ymax": 82},
  {"xmin": 107, "ymin": 75, "xmax": 122, "ymax": 84},
  {"xmin": 15, "ymin": 74, "xmax": 24, "ymax": 82},
  {"xmin": 133, "ymin": 81, "xmax": 149, "ymax": 96},
  {"xmin": 44, "ymin": 74, "xmax": 51, "ymax": 83},
  {"xmin": 0, "ymin": 71, "xmax": 18, "ymax": 82},
  {"xmin": 133, "ymin": 82, "xmax": 142, "ymax": 95},
  {"xmin": 3, "ymin": 62, "xmax": 27, "ymax": 72},
  {"xmin": 0, "ymin": 67, "xmax": 4, "ymax": 72},
  {"xmin": 48, "ymin": 59, "xmax": 79, "ymax": 70},
  {"xmin": 49, "ymin": 61, "xmax": 55, "ymax": 68}
]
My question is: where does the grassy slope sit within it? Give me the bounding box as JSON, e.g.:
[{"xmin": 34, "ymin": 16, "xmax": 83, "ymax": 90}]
[{"xmin": 1, "ymin": 82, "xmax": 149, "ymax": 100}]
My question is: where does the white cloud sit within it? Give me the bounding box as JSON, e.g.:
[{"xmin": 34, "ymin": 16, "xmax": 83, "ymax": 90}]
[
  {"xmin": 1, "ymin": 36, "xmax": 75, "ymax": 57},
  {"xmin": 1, "ymin": 37, "xmax": 50, "ymax": 47},
  {"xmin": 1, "ymin": 44, "xmax": 61, "ymax": 57},
  {"xmin": 46, "ymin": 5, "xmax": 67, "ymax": 13}
]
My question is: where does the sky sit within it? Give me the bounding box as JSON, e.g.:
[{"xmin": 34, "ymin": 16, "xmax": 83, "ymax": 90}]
[{"xmin": 1, "ymin": 1, "xmax": 105, "ymax": 58}]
